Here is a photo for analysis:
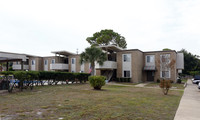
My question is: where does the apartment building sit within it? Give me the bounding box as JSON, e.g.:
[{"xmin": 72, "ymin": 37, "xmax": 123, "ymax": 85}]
[
  {"xmin": 1, "ymin": 45, "xmax": 184, "ymax": 83},
  {"xmin": 95, "ymin": 45, "xmax": 184, "ymax": 83}
]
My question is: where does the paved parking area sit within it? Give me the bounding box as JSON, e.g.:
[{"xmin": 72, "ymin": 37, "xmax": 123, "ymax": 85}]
[{"xmin": 174, "ymin": 80, "xmax": 200, "ymax": 120}]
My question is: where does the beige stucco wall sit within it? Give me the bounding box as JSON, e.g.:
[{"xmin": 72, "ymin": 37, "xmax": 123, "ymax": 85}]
[
  {"xmin": 29, "ymin": 57, "xmax": 43, "ymax": 71},
  {"xmin": 116, "ymin": 51, "xmax": 124, "ymax": 79},
  {"xmin": 117, "ymin": 50, "xmax": 144, "ymax": 83},
  {"xmin": 68, "ymin": 55, "xmax": 81, "ymax": 72},
  {"xmin": 143, "ymin": 51, "xmax": 177, "ymax": 82},
  {"xmin": 42, "ymin": 56, "xmax": 55, "ymax": 71},
  {"xmin": 132, "ymin": 51, "xmax": 144, "ymax": 83},
  {"xmin": 96, "ymin": 69, "xmax": 101, "ymax": 76}
]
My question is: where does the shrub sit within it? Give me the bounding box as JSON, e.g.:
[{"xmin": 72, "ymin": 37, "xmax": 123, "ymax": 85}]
[
  {"xmin": 124, "ymin": 78, "xmax": 126, "ymax": 82},
  {"xmin": 127, "ymin": 78, "xmax": 131, "ymax": 82},
  {"xmin": 89, "ymin": 76, "xmax": 106, "ymax": 90},
  {"xmin": 117, "ymin": 78, "xmax": 131, "ymax": 82},
  {"xmin": 116, "ymin": 78, "xmax": 120, "ymax": 82},
  {"xmin": 75, "ymin": 73, "xmax": 90, "ymax": 83},
  {"xmin": 157, "ymin": 79, "xmax": 160, "ymax": 83},
  {"xmin": 159, "ymin": 80, "xmax": 172, "ymax": 95},
  {"xmin": 177, "ymin": 78, "xmax": 181, "ymax": 84}
]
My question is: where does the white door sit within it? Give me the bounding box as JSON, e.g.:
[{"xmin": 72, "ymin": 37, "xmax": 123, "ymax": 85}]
[{"xmin": 71, "ymin": 58, "xmax": 76, "ymax": 72}]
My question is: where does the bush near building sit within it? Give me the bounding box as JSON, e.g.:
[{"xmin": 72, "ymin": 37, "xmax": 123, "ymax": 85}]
[
  {"xmin": 0, "ymin": 71, "xmax": 90, "ymax": 92},
  {"xmin": 89, "ymin": 75, "xmax": 106, "ymax": 90}
]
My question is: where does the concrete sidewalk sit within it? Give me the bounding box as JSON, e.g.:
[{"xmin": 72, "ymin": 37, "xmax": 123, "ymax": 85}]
[{"xmin": 174, "ymin": 80, "xmax": 200, "ymax": 120}]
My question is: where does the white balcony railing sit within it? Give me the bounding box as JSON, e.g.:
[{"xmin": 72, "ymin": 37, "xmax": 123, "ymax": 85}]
[
  {"xmin": 50, "ymin": 63, "xmax": 69, "ymax": 70},
  {"xmin": 13, "ymin": 65, "xmax": 29, "ymax": 70},
  {"xmin": 95, "ymin": 61, "xmax": 117, "ymax": 69}
]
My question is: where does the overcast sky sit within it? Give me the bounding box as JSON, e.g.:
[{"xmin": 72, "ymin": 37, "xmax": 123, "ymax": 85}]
[{"xmin": 0, "ymin": 0, "xmax": 200, "ymax": 56}]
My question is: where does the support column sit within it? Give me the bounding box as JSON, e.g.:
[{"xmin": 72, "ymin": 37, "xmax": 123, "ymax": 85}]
[
  {"xmin": 6, "ymin": 62, "xmax": 9, "ymax": 71},
  {"xmin": 0, "ymin": 63, "xmax": 2, "ymax": 71},
  {"xmin": 106, "ymin": 48, "xmax": 108, "ymax": 60},
  {"xmin": 21, "ymin": 61, "xmax": 24, "ymax": 71}
]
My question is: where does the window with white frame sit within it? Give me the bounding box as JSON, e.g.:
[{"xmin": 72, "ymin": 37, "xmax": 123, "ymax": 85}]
[
  {"xmin": 161, "ymin": 54, "xmax": 170, "ymax": 63},
  {"xmin": 51, "ymin": 59, "xmax": 55, "ymax": 64},
  {"xmin": 146, "ymin": 55, "xmax": 154, "ymax": 63},
  {"xmin": 44, "ymin": 60, "xmax": 48, "ymax": 65},
  {"xmin": 160, "ymin": 54, "xmax": 171, "ymax": 78},
  {"xmin": 31, "ymin": 60, "xmax": 35, "ymax": 65},
  {"xmin": 123, "ymin": 54, "xmax": 131, "ymax": 62},
  {"xmin": 161, "ymin": 70, "xmax": 170, "ymax": 78},
  {"xmin": 124, "ymin": 70, "xmax": 130, "ymax": 78},
  {"xmin": 72, "ymin": 58, "xmax": 75, "ymax": 64}
]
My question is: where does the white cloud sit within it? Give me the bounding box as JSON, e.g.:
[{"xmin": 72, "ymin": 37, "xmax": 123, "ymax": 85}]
[{"xmin": 0, "ymin": 0, "xmax": 200, "ymax": 56}]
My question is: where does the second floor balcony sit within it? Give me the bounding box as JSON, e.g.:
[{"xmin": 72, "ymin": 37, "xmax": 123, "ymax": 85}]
[
  {"xmin": 95, "ymin": 61, "xmax": 117, "ymax": 69},
  {"xmin": 50, "ymin": 63, "xmax": 69, "ymax": 70},
  {"xmin": 13, "ymin": 64, "xmax": 29, "ymax": 70}
]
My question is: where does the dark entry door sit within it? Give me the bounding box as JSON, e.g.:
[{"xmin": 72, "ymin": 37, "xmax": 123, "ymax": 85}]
[{"xmin": 147, "ymin": 71, "xmax": 154, "ymax": 81}]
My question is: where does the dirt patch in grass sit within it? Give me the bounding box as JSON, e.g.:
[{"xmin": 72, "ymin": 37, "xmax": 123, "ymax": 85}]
[{"xmin": 0, "ymin": 83, "xmax": 183, "ymax": 120}]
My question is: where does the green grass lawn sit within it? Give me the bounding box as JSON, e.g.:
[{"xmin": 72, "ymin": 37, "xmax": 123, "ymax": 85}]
[
  {"xmin": 145, "ymin": 82, "xmax": 186, "ymax": 90},
  {"xmin": 0, "ymin": 83, "xmax": 183, "ymax": 120},
  {"xmin": 109, "ymin": 82, "xmax": 138, "ymax": 85}
]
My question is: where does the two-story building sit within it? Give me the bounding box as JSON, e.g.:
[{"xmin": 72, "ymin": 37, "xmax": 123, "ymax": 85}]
[
  {"xmin": 95, "ymin": 45, "xmax": 184, "ymax": 83},
  {"xmin": 1, "ymin": 45, "xmax": 184, "ymax": 83}
]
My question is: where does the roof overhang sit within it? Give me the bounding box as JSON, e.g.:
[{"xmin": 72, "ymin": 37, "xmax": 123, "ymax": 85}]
[
  {"xmin": 51, "ymin": 50, "xmax": 76, "ymax": 56},
  {"xmin": 0, "ymin": 51, "xmax": 28, "ymax": 62},
  {"xmin": 144, "ymin": 66, "xmax": 156, "ymax": 71},
  {"xmin": 98, "ymin": 45, "xmax": 123, "ymax": 52}
]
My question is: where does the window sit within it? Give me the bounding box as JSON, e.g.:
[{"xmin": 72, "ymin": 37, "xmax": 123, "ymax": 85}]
[
  {"xmin": 72, "ymin": 58, "xmax": 75, "ymax": 64},
  {"xmin": 147, "ymin": 56, "xmax": 150, "ymax": 63},
  {"xmin": 32, "ymin": 60, "xmax": 35, "ymax": 65},
  {"xmin": 16, "ymin": 61, "xmax": 19, "ymax": 65},
  {"xmin": 124, "ymin": 71, "xmax": 130, "ymax": 78},
  {"xmin": 161, "ymin": 54, "xmax": 170, "ymax": 63},
  {"xmin": 123, "ymin": 54, "xmax": 130, "ymax": 62},
  {"xmin": 51, "ymin": 59, "xmax": 55, "ymax": 64},
  {"xmin": 161, "ymin": 71, "xmax": 170, "ymax": 78},
  {"xmin": 64, "ymin": 58, "xmax": 68, "ymax": 64},
  {"xmin": 146, "ymin": 55, "xmax": 154, "ymax": 63},
  {"xmin": 160, "ymin": 54, "xmax": 171, "ymax": 78},
  {"xmin": 44, "ymin": 60, "xmax": 48, "ymax": 65}
]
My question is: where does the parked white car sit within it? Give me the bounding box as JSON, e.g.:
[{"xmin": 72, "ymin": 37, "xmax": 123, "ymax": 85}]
[
  {"xmin": 198, "ymin": 82, "xmax": 200, "ymax": 89},
  {"xmin": 192, "ymin": 75, "xmax": 200, "ymax": 84}
]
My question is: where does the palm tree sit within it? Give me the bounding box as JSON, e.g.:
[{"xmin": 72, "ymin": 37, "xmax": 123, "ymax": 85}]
[{"xmin": 80, "ymin": 46, "xmax": 107, "ymax": 75}]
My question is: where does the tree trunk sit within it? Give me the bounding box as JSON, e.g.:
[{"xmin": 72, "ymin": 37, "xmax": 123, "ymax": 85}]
[
  {"xmin": 91, "ymin": 62, "xmax": 95, "ymax": 76},
  {"xmin": 162, "ymin": 88, "xmax": 169, "ymax": 95}
]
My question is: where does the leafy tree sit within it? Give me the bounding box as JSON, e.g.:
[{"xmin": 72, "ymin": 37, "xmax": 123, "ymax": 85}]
[
  {"xmin": 86, "ymin": 29, "xmax": 127, "ymax": 48},
  {"xmin": 179, "ymin": 49, "xmax": 200, "ymax": 75},
  {"xmin": 158, "ymin": 54, "xmax": 175, "ymax": 95},
  {"xmin": 163, "ymin": 48, "xmax": 172, "ymax": 51},
  {"xmin": 80, "ymin": 47, "xmax": 107, "ymax": 75}
]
